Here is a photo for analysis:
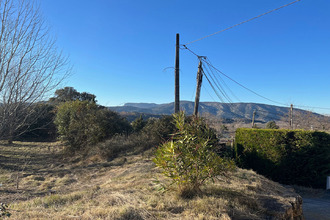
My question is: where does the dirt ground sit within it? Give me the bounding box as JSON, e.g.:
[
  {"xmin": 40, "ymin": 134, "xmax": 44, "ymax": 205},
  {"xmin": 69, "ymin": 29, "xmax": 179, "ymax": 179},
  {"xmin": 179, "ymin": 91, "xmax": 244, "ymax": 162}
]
[
  {"xmin": 0, "ymin": 141, "xmax": 105, "ymax": 203},
  {"xmin": 293, "ymin": 186, "xmax": 330, "ymax": 220},
  {"xmin": 302, "ymin": 193, "xmax": 330, "ymax": 220},
  {"xmin": 0, "ymin": 141, "xmax": 326, "ymax": 219}
]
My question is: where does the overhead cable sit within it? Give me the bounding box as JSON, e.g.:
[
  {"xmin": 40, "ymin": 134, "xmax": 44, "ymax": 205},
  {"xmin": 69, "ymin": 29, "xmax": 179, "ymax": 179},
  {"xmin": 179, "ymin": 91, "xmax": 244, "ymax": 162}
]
[
  {"xmin": 204, "ymin": 58, "xmax": 241, "ymax": 102},
  {"xmin": 183, "ymin": 46, "xmax": 330, "ymax": 114},
  {"xmin": 202, "ymin": 59, "xmax": 288, "ymax": 107},
  {"xmin": 184, "ymin": 0, "xmax": 302, "ymax": 46},
  {"xmin": 293, "ymin": 105, "xmax": 330, "ymax": 111},
  {"xmin": 203, "ymin": 64, "xmax": 233, "ymax": 103}
]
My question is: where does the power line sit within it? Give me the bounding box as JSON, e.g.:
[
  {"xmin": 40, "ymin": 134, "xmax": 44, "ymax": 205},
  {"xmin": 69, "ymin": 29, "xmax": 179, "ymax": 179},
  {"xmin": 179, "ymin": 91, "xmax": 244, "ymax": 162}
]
[
  {"xmin": 203, "ymin": 71, "xmax": 225, "ymax": 103},
  {"xmin": 182, "ymin": 45, "xmax": 330, "ymax": 114},
  {"xmin": 292, "ymin": 105, "xmax": 330, "ymax": 111},
  {"xmin": 181, "ymin": 45, "xmax": 199, "ymax": 57},
  {"xmin": 203, "ymin": 62, "xmax": 233, "ymax": 103},
  {"xmin": 202, "ymin": 84, "xmax": 217, "ymax": 103},
  {"xmin": 183, "ymin": 45, "xmax": 288, "ymax": 106},
  {"xmin": 184, "ymin": 0, "xmax": 302, "ymax": 46},
  {"xmin": 202, "ymin": 59, "xmax": 288, "ymax": 107},
  {"xmin": 204, "ymin": 58, "xmax": 241, "ymax": 102},
  {"xmin": 199, "ymin": 61, "xmax": 249, "ymax": 118}
]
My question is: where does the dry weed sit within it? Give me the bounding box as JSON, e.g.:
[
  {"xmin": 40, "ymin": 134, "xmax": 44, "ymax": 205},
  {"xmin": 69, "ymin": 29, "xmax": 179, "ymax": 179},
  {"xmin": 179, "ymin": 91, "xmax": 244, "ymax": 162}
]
[{"xmin": 1, "ymin": 141, "xmax": 301, "ymax": 219}]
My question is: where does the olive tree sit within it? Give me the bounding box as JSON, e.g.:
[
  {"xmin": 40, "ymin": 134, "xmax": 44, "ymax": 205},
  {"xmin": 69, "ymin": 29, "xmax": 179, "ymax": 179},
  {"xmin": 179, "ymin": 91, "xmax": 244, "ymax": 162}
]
[{"xmin": 0, "ymin": 0, "xmax": 70, "ymax": 142}]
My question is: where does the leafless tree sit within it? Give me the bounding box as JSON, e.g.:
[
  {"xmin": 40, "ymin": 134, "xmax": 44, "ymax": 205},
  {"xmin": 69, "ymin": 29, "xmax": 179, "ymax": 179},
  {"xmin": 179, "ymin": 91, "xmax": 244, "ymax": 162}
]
[{"xmin": 0, "ymin": 0, "xmax": 70, "ymax": 142}]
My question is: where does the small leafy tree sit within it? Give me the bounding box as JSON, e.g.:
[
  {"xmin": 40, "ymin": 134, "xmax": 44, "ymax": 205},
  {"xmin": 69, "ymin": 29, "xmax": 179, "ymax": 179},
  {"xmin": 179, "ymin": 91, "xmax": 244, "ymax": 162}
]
[
  {"xmin": 54, "ymin": 101, "xmax": 102, "ymax": 152},
  {"xmin": 266, "ymin": 121, "xmax": 279, "ymax": 129},
  {"xmin": 142, "ymin": 115, "xmax": 176, "ymax": 143},
  {"xmin": 54, "ymin": 100, "xmax": 130, "ymax": 153},
  {"xmin": 96, "ymin": 107, "xmax": 132, "ymax": 137},
  {"xmin": 131, "ymin": 115, "xmax": 147, "ymax": 133},
  {"xmin": 49, "ymin": 87, "xmax": 96, "ymax": 104},
  {"xmin": 153, "ymin": 112, "xmax": 235, "ymax": 195}
]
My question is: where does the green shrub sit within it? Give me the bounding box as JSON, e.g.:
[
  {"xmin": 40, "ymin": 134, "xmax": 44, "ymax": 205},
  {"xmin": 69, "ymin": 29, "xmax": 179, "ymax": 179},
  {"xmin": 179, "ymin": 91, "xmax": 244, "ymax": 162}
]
[
  {"xmin": 95, "ymin": 132, "xmax": 156, "ymax": 160},
  {"xmin": 49, "ymin": 87, "xmax": 96, "ymax": 104},
  {"xmin": 96, "ymin": 108, "xmax": 132, "ymax": 137},
  {"xmin": 235, "ymin": 128, "xmax": 330, "ymax": 188},
  {"xmin": 131, "ymin": 115, "xmax": 147, "ymax": 133},
  {"xmin": 142, "ymin": 115, "xmax": 177, "ymax": 144},
  {"xmin": 91, "ymin": 115, "xmax": 177, "ymax": 161},
  {"xmin": 54, "ymin": 101, "xmax": 101, "ymax": 152},
  {"xmin": 54, "ymin": 100, "xmax": 131, "ymax": 153},
  {"xmin": 265, "ymin": 121, "xmax": 279, "ymax": 129},
  {"xmin": 153, "ymin": 112, "xmax": 235, "ymax": 194}
]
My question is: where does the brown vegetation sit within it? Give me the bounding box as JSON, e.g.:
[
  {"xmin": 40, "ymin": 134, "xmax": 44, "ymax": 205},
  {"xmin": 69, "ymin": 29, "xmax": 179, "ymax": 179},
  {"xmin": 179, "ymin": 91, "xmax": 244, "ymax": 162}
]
[{"xmin": 0, "ymin": 141, "xmax": 303, "ymax": 219}]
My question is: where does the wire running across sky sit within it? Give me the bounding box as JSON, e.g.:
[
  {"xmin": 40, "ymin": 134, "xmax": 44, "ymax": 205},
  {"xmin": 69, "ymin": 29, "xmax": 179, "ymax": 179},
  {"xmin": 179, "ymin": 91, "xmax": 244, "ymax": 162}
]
[
  {"xmin": 201, "ymin": 59, "xmax": 234, "ymax": 104},
  {"xmin": 184, "ymin": 0, "xmax": 302, "ymax": 45},
  {"xmin": 185, "ymin": 46, "xmax": 330, "ymax": 113},
  {"xmin": 181, "ymin": 0, "xmax": 330, "ymax": 114},
  {"xmin": 185, "ymin": 48, "xmax": 288, "ymax": 106},
  {"xmin": 202, "ymin": 58, "xmax": 288, "ymax": 107}
]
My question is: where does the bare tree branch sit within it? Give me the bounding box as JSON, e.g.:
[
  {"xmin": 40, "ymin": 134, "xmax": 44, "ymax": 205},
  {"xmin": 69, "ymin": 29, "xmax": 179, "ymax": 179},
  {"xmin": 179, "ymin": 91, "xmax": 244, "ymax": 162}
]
[{"xmin": 0, "ymin": 0, "xmax": 70, "ymax": 142}]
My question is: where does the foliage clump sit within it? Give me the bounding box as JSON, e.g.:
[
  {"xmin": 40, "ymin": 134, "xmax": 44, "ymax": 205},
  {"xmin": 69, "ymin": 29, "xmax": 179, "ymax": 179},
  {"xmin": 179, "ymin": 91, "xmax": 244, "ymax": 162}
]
[
  {"xmin": 54, "ymin": 100, "xmax": 131, "ymax": 153},
  {"xmin": 265, "ymin": 121, "xmax": 279, "ymax": 129},
  {"xmin": 49, "ymin": 87, "xmax": 96, "ymax": 104},
  {"xmin": 153, "ymin": 112, "xmax": 235, "ymax": 195},
  {"xmin": 93, "ymin": 115, "xmax": 177, "ymax": 160},
  {"xmin": 235, "ymin": 128, "xmax": 330, "ymax": 188},
  {"xmin": 142, "ymin": 115, "xmax": 176, "ymax": 143},
  {"xmin": 131, "ymin": 115, "xmax": 147, "ymax": 133}
]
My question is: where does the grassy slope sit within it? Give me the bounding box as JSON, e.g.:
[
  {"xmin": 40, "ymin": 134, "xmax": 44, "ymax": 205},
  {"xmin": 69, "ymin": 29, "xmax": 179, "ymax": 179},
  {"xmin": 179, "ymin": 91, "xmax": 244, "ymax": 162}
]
[{"xmin": 0, "ymin": 142, "xmax": 299, "ymax": 219}]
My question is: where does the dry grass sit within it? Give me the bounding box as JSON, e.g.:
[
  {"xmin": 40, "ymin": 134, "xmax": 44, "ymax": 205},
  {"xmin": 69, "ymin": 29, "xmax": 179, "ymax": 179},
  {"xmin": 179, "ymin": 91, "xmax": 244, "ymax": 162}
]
[{"xmin": 0, "ymin": 141, "xmax": 298, "ymax": 219}]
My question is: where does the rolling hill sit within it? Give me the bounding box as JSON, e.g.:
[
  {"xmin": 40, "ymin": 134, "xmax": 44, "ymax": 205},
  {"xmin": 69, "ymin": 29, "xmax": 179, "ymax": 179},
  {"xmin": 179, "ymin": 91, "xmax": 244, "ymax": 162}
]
[{"xmin": 110, "ymin": 101, "xmax": 308, "ymax": 123}]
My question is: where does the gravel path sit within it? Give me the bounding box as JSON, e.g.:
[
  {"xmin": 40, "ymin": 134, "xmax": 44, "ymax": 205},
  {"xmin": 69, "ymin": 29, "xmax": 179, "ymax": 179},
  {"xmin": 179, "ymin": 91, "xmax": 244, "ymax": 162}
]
[{"xmin": 303, "ymin": 193, "xmax": 330, "ymax": 220}]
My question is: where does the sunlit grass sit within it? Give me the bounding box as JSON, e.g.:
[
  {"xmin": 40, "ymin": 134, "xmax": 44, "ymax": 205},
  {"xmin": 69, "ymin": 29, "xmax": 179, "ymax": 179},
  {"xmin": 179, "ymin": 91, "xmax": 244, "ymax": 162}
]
[{"xmin": 1, "ymin": 141, "xmax": 300, "ymax": 219}]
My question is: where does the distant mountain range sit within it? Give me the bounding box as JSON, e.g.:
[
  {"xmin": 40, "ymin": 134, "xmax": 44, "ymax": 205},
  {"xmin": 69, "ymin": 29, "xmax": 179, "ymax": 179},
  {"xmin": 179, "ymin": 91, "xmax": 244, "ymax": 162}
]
[{"xmin": 110, "ymin": 101, "xmax": 314, "ymax": 123}]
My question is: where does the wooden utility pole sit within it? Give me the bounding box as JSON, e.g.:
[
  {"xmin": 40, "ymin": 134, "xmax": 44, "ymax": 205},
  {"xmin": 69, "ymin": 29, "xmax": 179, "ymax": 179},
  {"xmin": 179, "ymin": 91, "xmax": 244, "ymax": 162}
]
[
  {"xmin": 290, "ymin": 104, "xmax": 293, "ymax": 129},
  {"xmin": 193, "ymin": 60, "xmax": 203, "ymax": 117},
  {"xmin": 252, "ymin": 110, "xmax": 256, "ymax": 128},
  {"xmin": 174, "ymin": 33, "xmax": 180, "ymax": 113}
]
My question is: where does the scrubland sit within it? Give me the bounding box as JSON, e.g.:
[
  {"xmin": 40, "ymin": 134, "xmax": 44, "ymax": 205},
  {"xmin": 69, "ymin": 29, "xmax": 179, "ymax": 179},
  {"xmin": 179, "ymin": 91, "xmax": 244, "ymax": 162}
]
[{"xmin": 0, "ymin": 141, "xmax": 302, "ymax": 219}]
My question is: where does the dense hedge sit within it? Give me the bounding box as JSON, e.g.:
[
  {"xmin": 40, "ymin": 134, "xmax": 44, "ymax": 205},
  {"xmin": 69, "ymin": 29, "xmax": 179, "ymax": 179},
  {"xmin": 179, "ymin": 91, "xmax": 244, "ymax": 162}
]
[{"xmin": 235, "ymin": 128, "xmax": 330, "ymax": 188}]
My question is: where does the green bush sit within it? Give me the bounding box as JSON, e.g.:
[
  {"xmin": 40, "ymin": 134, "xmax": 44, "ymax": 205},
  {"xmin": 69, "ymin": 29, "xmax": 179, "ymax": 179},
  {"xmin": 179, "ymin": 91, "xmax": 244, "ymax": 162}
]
[
  {"xmin": 131, "ymin": 115, "xmax": 147, "ymax": 133},
  {"xmin": 49, "ymin": 87, "xmax": 96, "ymax": 104},
  {"xmin": 235, "ymin": 128, "xmax": 330, "ymax": 188},
  {"xmin": 142, "ymin": 115, "xmax": 177, "ymax": 144},
  {"xmin": 90, "ymin": 115, "xmax": 177, "ymax": 161},
  {"xmin": 153, "ymin": 112, "xmax": 235, "ymax": 195},
  {"xmin": 265, "ymin": 121, "xmax": 279, "ymax": 129},
  {"xmin": 54, "ymin": 100, "xmax": 131, "ymax": 153},
  {"xmin": 96, "ymin": 107, "xmax": 132, "ymax": 137},
  {"xmin": 95, "ymin": 132, "xmax": 158, "ymax": 160}
]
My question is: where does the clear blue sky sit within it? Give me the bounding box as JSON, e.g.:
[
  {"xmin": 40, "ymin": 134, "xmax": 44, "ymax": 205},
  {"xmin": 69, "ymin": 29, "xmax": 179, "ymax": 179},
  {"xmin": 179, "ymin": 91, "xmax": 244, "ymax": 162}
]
[{"xmin": 40, "ymin": 0, "xmax": 330, "ymax": 114}]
